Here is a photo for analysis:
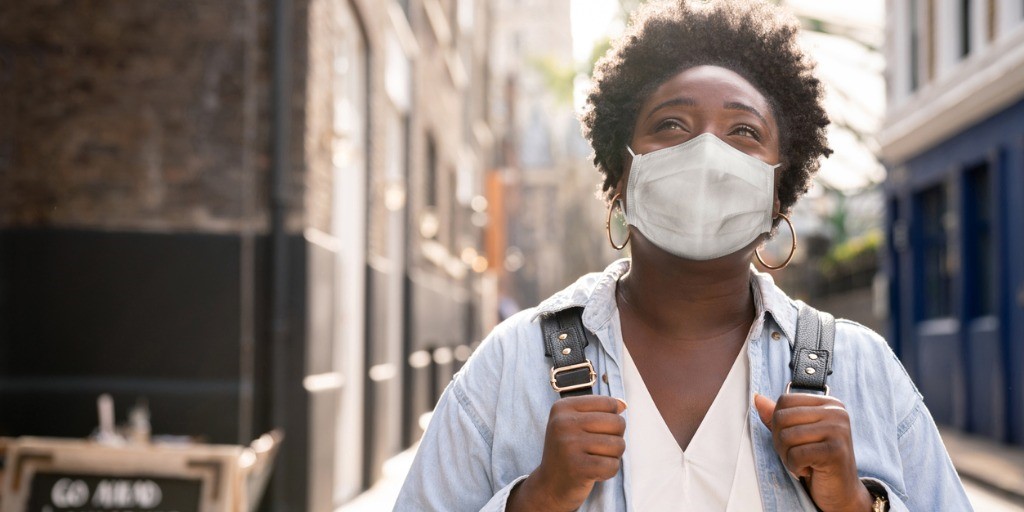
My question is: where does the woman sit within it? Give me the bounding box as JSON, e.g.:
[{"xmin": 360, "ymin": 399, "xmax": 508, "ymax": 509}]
[{"xmin": 395, "ymin": 1, "xmax": 971, "ymax": 510}]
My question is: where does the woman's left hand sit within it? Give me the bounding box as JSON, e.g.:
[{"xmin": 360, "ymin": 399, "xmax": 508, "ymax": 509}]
[{"xmin": 754, "ymin": 393, "xmax": 874, "ymax": 512}]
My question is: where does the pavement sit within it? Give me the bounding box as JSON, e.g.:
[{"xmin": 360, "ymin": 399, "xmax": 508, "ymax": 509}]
[
  {"xmin": 939, "ymin": 427, "xmax": 1024, "ymax": 508},
  {"xmin": 338, "ymin": 444, "xmax": 417, "ymax": 512},
  {"xmin": 339, "ymin": 429, "xmax": 1024, "ymax": 511}
]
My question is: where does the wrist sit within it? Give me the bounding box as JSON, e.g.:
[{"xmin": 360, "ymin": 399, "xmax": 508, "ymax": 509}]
[
  {"xmin": 855, "ymin": 482, "xmax": 876, "ymax": 512},
  {"xmin": 820, "ymin": 481, "xmax": 874, "ymax": 512},
  {"xmin": 507, "ymin": 473, "xmax": 573, "ymax": 512},
  {"xmin": 843, "ymin": 481, "xmax": 878, "ymax": 512}
]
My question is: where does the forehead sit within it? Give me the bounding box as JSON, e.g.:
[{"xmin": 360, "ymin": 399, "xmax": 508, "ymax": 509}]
[{"xmin": 640, "ymin": 65, "xmax": 773, "ymax": 118}]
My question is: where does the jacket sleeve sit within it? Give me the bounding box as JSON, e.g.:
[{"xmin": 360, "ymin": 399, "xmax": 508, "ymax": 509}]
[
  {"xmin": 393, "ymin": 376, "xmax": 527, "ymax": 511},
  {"xmin": 393, "ymin": 317, "xmax": 535, "ymax": 512},
  {"xmin": 882, "ymin": 356, "xmax": 974, "ymax": 511}
]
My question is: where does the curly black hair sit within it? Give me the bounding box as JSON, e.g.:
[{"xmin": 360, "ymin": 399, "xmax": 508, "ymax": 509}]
[{"xmin": 581, "ymin": 0, "xmax": 831, "ymax": 216}]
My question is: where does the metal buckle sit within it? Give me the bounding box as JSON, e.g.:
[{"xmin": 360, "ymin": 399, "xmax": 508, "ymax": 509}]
[
  {"xmin": 784, "ymin": 381, "xmax": 830, "ymax": 396},
  {"xmin": 550, "ymin": 360, "xmax": 597, "ymax": 393}
]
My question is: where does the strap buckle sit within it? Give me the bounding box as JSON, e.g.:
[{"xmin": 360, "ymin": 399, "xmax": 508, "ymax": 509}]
[
  {"xmin": 550, "ymin": 360, "xmax": 597, "ymax": 393},
  {"xmin": 784, "ymin": 381, "xmax": 830, "ymax": 396}
]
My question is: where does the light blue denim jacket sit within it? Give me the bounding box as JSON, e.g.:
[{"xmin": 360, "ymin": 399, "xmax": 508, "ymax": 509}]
[{"xmin": 395, "ymin": 260, "xmax": 972, "ymax": 511}]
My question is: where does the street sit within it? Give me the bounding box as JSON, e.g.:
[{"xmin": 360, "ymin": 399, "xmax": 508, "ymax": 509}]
[{"xmin": 964, "ymin": 480, "xmax": 1024, "ymax": 512}]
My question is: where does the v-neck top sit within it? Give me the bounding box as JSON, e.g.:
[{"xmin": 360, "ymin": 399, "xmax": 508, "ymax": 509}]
[{"xmin": 621, "ymin": 338, "xmax": 764, "ymax": 511}]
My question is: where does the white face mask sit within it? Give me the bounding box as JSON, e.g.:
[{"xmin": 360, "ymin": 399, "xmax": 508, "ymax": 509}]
[{"xmin": 624, "ymin": 133, "xmax": 779, "ymax": 260}]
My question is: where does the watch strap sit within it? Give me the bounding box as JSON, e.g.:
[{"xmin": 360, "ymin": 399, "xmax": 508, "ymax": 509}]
[{"xmin": 862, "ymin": 479, "xmax": 889, "ymax": 512}]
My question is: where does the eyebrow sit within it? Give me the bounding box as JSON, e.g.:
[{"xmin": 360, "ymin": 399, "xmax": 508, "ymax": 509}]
[
  {"xmin": 723, "ymin": 101, "xmax": 768, "ymax": 125},
  {"xmin": 643, "ymin": 97, "xmax": 697, "ymax": 121}
]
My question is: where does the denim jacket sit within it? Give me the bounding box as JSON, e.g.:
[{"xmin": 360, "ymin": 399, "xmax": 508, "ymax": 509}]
[{"xmin": 395, "ymin": 260, "xmax": 972, "ymax": 511}]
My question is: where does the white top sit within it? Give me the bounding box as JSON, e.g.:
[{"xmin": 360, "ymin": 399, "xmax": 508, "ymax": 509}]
[{"xmin": 622, "ymin": 339, "xmax": 764, "ymax": 512}]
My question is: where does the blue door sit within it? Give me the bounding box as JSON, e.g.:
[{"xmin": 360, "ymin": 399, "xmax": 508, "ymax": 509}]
[
  {"xmin": 911, "ymin": 182, "xmax": 966, "ymax": 427},
  {"xmin": 961, "ymin": 161, "xmax": 1004, "ymax": 439}
]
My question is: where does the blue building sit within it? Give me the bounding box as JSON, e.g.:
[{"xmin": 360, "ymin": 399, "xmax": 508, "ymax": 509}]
[{"xmin": 881, "ymin": 0, "xmax": 1024, "ymax": 446}]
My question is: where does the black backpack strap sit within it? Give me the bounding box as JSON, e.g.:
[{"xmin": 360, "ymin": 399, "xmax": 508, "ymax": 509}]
[
  {"xmin": 541, "ymin": 307, "xmax": 597, "ymax": 398},
  {"xmin": 787, "ymin": 304, "xmax": 836, "ymax": 395}
]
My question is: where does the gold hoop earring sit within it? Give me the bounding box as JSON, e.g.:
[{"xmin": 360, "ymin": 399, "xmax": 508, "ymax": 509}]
[
  {"xmin": 606, "ymin": 193, "xmax": 630, "ymax": 250},
  {"xmin": 755, "ymin": 213, "xmax": 797, "ymax": 270}
]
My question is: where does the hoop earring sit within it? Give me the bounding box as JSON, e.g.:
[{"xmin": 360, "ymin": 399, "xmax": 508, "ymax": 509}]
[
  {"xmin": 755, "ymin": 213, "xmax": 797, "ymax": 270},
  {"xmin": 606, "ymin": 193, "xmax": 631, "ymax": 251}
]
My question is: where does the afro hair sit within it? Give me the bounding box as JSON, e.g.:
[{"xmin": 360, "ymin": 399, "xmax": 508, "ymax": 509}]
[{"xmin": 581, "ymin": 0, "xmax": 832, "ymax": 216}]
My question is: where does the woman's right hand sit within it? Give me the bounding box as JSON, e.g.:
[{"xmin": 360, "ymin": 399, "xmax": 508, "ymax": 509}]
[{"xmin": 507, "ymin": 396, "xmax": 628, "ymax": 512}]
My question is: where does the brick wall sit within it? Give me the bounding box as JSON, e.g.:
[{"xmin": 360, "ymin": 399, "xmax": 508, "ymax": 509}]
[{"xmin": 0, "ymin": 0, "xmax": 293, "ymax": 233}]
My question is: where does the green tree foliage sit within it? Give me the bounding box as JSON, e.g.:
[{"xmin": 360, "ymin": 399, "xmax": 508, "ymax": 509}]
[{"xmin": 528, "ymin": 55, "xmax": 577, "ymax": 106}]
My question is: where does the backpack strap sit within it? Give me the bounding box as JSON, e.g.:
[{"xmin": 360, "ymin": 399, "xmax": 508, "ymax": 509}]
[
  {"xmin": 541, "ymin": 307, "xmax": 597, "ymax": 398},
  {"xmin": 787, "ymin": 304, "xmax": 836, "ymax": 395}
]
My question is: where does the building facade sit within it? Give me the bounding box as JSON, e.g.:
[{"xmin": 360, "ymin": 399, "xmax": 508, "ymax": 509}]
[
  {"xmin": 880, "ymin": 0, "xmax": 1024, "ymax": 446},
  {"xmin": 0, "ymin": 0, "xmax": 495, "ymax": 509},
  {"xmin": 486, "ymin": 0, "xmax": 620, "ymax": 313}
]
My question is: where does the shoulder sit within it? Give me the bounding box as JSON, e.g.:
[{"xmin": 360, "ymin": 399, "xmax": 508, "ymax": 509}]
[
  {"xmin": 534, "ymin": 265, "xmax": 622, "ymax": 318},
  {"xmin": 832, "ymin": 318, "xmax": 908, "ymax": 379},
  {"xmin": 832, "ymin": 318, "xmax": 895, "ymax": 359},
  {"xmin": 752, "ymin": 270, "xmax": 924, "ymax": 421},
  {"xmin": 754, "ymin": 269, "xmax": 901, "ymax": 372},
  {"xmin": 454, "ymin": 263, "xmax": 622, "ymax": 395},
  {"xmin": 829, "ymin": 317, "xmax": 924, "ymax": 409},
  {"xmin": 456, "ymin": 307, "xmax": 542, "ymax": 385},
  {"xmin": 464, "ymin": 265, "xmax": 611, "ymax": 360},
  {"xmin": 454, "ymin": 265, "xmax": 616, "ymax": 389}
]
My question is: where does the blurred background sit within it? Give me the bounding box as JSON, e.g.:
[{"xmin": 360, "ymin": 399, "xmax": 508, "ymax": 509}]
[{"xmin": 0, "ymin": 0, "xmax": 1022, "ymax": 510}]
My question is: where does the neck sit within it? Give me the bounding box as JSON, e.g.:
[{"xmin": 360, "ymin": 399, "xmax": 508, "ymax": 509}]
[{"xmin": 617, "ymin": 233, "xmax": 758, "ymax": 342}]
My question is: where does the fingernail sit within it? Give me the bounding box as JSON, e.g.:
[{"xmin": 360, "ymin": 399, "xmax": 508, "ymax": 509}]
[{"xmin": 615, "ymin": 398, "xmax": 628, "ymax": 412}]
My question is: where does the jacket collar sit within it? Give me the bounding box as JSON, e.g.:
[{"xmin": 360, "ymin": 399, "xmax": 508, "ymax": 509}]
[
  {"xmin": 531, "ymin": 259, "xmax": 629, "ymax": 331},
  {"xmin": 751, "ymin": 268, "xmax": 799, "ymax": 343},
  {"xmin": 532, "ymin": 258, "xmax": 799, "ymax": 343}
]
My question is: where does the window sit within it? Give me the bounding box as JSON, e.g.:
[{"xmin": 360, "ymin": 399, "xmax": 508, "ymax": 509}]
[
  {"xmin": 927, "ymin": 0, "xmax": 936, "ymax": 81},
  {"xmin": 964, "ymin": 163, "xmax": 995, "ymax": 317},
  {"xmin": 910, "ymin": 0, "xmax": 921, "ymax": 91},
  {"xmin": 915, "ymin": 185, "xmax": 952, "ymax": 319},
  {"xmin": 449, "ymin": 166, "xmax": 459, "ymax": 252},
  {"xmin": 987, "ymin": 0, "xmax": 996, "ymax": 41},
  {"xmin": 960, "ymin": 0, "xmax": 972, "ymax": 57},
  {"xmin": 426, "ymin": 135, "xmax": 438, "ymax": 208},
  {"xmin": 330, "ymin": 6, "xmax": 369, "ymax": 239}
]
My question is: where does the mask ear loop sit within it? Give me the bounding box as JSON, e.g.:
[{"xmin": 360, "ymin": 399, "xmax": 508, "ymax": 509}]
[
  {"xmin": 755, "ymin": 213, "xmax": 797, "ymax": 270},
  {"xmin": 606, "ymin": 193, "xmax": 631, "ymax": 251},
  {"xmin": 608, "ymin": 148, "xmax": 638, "ymax": 250}
]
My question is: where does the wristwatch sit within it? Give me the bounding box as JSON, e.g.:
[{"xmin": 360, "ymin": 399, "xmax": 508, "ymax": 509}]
[{"xmin": 862, "ymin": 479, "xmax": 889, "ymax": 512}]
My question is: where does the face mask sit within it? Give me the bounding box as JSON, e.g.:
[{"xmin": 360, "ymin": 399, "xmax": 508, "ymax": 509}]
[{"xmin": 624, "ymin": 133, "xmax": 779, "ymax": 260}]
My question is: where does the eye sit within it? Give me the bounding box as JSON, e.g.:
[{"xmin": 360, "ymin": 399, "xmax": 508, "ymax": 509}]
[
  {"xmin": 655, "ymin": 119, "xmax": 687, "ymax": 132},
  {"xmin": 731, "ymin": 124, "xmax": 761, "ymax": 141}
]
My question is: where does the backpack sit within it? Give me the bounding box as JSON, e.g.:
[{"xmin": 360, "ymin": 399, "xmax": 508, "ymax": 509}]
[{"xmin": 541, "ymin": 304, "xmax": 835, "ymax": 398}]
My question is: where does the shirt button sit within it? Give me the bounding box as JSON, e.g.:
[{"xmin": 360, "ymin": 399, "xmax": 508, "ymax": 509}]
[
  {"xmin": 771, "ymin": 331, "xmax": 781, "ymax": 340},
  {"xmin": 602, "ymin": 373, "xmax": 609, "ymax": 384}
]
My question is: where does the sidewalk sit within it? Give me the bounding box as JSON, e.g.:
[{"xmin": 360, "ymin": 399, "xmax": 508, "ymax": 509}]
[
  {"xmin": 338, "ymin": 444, "xmax": 417, "ymax": 512},
  {"xmin": 340, "ymin": 429, "xmax": 1024, "ymax": 511},
  {"xmin": 939, "ymin": 427, "xmax": 1024, "ymax": 504}
]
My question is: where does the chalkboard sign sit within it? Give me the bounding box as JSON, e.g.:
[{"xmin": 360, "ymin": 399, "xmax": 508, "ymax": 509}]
[{"xmin": 26, "ymin": 473, "xmax": 202, "ymax": 512}]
